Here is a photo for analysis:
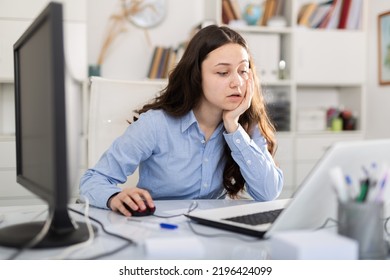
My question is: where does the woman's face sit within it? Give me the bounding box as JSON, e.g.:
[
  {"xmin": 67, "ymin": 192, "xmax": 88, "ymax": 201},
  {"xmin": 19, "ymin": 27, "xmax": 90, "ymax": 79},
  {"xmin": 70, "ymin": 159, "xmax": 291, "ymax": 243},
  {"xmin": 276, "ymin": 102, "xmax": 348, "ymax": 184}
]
[{"xmin": 200, "ymin": 43, "xmax": 250, "ymax": 114}]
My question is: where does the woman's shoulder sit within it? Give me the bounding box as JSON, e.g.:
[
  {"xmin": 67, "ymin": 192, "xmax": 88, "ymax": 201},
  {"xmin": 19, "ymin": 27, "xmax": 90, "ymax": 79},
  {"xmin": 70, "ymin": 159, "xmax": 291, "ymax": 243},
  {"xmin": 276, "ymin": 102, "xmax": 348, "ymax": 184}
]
[
  {"xmin": 140, "ymin": 109, "xmax": 169, "ymax": 120},
  {"xmin": 138, "ymin": 109, "xmax": 179, "ymax": 125}
]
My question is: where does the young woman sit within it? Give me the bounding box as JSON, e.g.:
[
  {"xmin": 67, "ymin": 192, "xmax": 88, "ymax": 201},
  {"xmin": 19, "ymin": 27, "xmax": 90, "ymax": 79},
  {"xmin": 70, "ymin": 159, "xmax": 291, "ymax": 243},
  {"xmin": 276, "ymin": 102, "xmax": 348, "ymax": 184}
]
[{"xmin": 80, "ymin": 25, "xmax": 283, "ymax": 216}]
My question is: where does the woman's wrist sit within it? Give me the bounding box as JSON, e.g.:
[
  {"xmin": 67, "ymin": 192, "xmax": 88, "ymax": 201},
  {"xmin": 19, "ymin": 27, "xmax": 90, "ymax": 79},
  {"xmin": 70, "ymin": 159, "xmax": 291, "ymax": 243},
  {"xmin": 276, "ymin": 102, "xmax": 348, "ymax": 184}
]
[
  {"xmin": 224, "ymin": 120, "xmax": 239, "ymax": 134},
  {"xmin": 106, "ymin": 192, "xmax": 120, "ymax": 209}
]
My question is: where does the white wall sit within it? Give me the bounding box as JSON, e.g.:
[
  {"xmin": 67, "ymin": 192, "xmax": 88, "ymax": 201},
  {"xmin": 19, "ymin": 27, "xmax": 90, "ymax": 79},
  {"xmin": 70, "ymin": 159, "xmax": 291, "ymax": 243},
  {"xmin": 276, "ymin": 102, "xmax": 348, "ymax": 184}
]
[
  {"xmin": 87, "ymin": 0, "xmax": 205, "ymax": 80},
  {"xmin": 366, "ymin": 0, "xmax": 390, "ymax": 139}
]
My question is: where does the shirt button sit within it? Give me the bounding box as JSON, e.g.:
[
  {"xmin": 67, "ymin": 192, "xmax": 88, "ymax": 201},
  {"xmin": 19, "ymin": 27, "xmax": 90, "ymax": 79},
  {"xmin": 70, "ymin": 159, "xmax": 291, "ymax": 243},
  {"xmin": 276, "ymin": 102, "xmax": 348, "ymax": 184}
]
[
  {"xmin": 203, "ymin": 183, "xmax": 208, "ymax": 188},
  {"xmin": 201, "ymin": 139, "xmax": 206, "ymax": 144},
  {"xmin": 204, "ymin": 158, "xmax": 209, "ymax": 163},
  {"xmin": 235, "ymin": 139, "xmax": 241, "ymax": 144},
  {"xmin": 246, "ymin": 160, "xmax": 252, "ymax": 165}
]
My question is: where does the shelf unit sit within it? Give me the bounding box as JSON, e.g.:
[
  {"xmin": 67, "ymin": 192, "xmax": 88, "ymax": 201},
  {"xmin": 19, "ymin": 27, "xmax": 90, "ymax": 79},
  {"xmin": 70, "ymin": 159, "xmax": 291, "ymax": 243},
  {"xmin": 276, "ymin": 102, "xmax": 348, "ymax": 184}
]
[{"xmin": 204, "ymin": 0, "xmax": 368, "ymax": 196}]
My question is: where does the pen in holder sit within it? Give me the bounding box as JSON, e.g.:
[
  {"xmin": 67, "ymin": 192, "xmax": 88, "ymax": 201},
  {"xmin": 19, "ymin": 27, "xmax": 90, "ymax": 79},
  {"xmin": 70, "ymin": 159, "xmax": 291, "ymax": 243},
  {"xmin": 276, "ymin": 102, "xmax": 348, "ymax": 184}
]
[{"xmin": 338, "ymin": 201, "xmax": 386, "ymax": 260}]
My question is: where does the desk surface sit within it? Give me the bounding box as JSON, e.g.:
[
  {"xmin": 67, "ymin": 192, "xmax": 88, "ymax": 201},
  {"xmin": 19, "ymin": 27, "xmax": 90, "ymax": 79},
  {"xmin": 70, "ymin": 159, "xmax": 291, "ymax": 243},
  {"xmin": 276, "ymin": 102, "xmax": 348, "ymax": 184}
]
[{"xmin": 0, "ymin": 199, "xmax": 271, "ymax": 260}]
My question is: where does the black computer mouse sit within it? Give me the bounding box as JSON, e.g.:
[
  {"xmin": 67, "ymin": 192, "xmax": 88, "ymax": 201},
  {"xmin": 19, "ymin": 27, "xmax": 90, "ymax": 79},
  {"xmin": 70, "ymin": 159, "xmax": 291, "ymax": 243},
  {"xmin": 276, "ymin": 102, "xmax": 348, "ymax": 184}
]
[{"xmin": 124, "ymin": 203, "xmax": 156, "ymax": 217}]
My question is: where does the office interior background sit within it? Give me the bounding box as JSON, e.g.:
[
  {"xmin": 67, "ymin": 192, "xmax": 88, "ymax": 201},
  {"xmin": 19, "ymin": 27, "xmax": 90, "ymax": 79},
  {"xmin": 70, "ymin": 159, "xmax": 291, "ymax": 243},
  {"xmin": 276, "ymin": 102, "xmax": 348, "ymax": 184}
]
[{"xmin": 0, "ymin": 0, "xmax": 389, "ymax": 205}]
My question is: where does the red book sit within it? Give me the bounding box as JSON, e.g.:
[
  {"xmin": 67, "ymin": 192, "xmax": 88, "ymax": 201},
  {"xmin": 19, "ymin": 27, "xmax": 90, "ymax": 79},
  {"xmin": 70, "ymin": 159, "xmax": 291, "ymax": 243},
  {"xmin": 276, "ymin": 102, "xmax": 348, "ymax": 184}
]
[
  {"xmin": 338, "ymin": 0, "xmax": 352, "ymax": 29},
  {"xmin": 319, "ymin": 0, "xmax": 338, "ymax": 28}
]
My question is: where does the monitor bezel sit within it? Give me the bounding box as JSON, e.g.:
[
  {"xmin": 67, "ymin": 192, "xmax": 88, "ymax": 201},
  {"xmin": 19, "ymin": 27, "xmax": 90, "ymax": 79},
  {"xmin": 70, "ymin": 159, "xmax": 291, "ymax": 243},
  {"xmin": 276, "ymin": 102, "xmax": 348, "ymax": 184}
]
[
  {"xmin": 13, "ymin": 2, "xmax": 68, "ymax": 210},
  {"xmin": 0, "ymin": 2, "xmax": 95, "ymax": 250}
]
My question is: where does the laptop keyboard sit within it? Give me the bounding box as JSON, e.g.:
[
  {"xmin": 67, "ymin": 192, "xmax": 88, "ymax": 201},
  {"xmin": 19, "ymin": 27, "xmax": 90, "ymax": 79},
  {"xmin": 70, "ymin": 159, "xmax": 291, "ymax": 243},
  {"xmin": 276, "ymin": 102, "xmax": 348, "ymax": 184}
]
[{"xmin": 223, "ymin": 208, "xmax": 283, "ymax": 226}]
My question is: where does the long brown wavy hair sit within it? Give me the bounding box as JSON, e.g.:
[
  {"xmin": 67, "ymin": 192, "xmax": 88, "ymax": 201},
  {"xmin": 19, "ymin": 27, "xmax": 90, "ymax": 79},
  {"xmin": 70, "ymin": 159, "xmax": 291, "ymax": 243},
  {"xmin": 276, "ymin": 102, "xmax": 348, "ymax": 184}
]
[{"xmin": 135, "ymin": 25, "xmax": 277, "ymax": 198}]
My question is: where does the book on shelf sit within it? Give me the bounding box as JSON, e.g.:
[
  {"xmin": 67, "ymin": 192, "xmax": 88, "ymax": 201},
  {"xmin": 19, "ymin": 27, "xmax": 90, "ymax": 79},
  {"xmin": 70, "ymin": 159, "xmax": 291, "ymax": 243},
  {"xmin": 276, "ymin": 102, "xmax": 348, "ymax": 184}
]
[
  {"xmin": 147, "ymin": 46, "xmax": 164, "ymax": 79},
  {"xmin": 222, "ymin": 0, "xmax": 237, "ymax": 24},
  {"xmin": 345, "ymin": 0, "xmax": 363, "ymax": 30},
  {"xmin": 297, "ymin": 0, "xmax": 362, "ymax": 30},
  {"xmin": 165, "ymin": 49, "xmax": 177, "ymax": 78},
  {"xmin": 337, "ymin": 0, "xmax": 352, "ymax": 29},
  {"xmin": 147, "ymin": 47, "xmax": 158, "ymax": 79},
  {"xmin": 297, "ymin": 2, "xmax": 318, "ymax": 27},
  {"xmin": 156, "ymin": 47, "xmax": 170, "ymax": 79},
  {"xmin": 260, "ymin": 0, "xmax": 277, "ymax": 26},
  {"xmin": 229, "ymin": 0, "xmax": 242, "ymax": 20},
  {"xmin": 261, "ymin": 0, "xmax": 287, "ymax": 26},
  {"xmin": 308, "ymin": 1, "xmax": 333, "ymax": 28},
  {"xmin": 274, "ymin": 0, "xmax": 285, "ymax": 17},
  {"xmin": 318, "ymin": 0, "xmax": 338, "ymax": 28},
  {"xmin": 324, "ymin": 0, "xmax": 343, "ymax": 29},
  {"xmin": 220, "ymin": 0, "xmax": 285, "ymax": 27},
  {"xmin": 147, "ymin": 46, "xmax": 179, "ymax": 79}
]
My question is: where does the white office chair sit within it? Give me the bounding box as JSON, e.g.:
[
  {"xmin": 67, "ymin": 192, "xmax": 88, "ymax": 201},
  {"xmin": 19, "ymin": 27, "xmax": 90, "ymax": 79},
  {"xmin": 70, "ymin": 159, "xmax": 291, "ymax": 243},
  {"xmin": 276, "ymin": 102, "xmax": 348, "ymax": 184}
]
[{"xmin": 87, "ymin": 77, "xmax": 167, "ymax": 188}]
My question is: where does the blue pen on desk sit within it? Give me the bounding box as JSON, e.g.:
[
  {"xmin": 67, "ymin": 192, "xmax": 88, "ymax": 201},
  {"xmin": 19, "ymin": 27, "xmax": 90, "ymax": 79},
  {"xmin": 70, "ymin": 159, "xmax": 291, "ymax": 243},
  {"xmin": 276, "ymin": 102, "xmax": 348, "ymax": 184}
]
[
  {"xmin": 345, "ymin": 175, "xmax": 359, "ymax": 200},
  {"xmin": 375, "ymin": 172, "xmax": 388, "ymax": 202},
  {"xmin": 127, "ymin": 218, "xmax": 178, "ymax": 230},
  {"xmin": 365, "ymin": 164, "xmax": 389, "ymax": 202}
]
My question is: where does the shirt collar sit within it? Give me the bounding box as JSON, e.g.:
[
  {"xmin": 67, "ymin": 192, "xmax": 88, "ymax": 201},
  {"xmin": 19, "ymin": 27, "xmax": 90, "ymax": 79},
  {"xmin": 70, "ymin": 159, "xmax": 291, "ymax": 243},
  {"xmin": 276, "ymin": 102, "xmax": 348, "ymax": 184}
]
[
  {"xmin": 181, "ymin": 110, "xmax": 224, "ymax": 139},
  {"xmin": 181, "ymin": 110, "xmax": 198, "ymax": 133}
]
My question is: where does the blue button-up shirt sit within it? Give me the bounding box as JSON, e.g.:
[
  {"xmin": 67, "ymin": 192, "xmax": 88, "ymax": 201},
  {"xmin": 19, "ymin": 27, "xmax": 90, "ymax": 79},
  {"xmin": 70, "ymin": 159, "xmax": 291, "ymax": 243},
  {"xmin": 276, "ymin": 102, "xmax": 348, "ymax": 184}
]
[{"xmin": 80, "ymin": 109, "xmax": 283, "ymax": 209}]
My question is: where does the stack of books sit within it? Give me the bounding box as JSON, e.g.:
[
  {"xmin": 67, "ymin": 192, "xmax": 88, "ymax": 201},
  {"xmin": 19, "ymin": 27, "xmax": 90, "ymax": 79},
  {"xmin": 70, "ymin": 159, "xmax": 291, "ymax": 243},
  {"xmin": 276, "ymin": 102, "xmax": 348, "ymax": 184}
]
[
  {"xmin": 147, "ymin": 46, "xmax": 183, "ymax": 79},
  {"xmin": 222, "ymin": 0, "xmax": 285, "ymax": 26},
  {"xmin": 297, "ymin": 0, "xmax": 363, "ymax": 30}
]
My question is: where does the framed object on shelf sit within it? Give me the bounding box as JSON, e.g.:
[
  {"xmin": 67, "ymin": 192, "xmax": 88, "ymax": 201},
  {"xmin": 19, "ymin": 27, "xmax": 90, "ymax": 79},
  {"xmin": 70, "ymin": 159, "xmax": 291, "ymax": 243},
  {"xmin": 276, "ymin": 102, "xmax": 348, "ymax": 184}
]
[{"xmin": 378, "ymin": 11, "xmax": 390, "ymax": 85}]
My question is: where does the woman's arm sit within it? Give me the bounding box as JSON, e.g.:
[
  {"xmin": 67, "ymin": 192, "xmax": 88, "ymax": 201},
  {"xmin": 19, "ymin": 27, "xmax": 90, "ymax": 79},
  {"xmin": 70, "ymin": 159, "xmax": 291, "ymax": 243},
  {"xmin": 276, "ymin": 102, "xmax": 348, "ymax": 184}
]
[
  {"xmin": 223, "ymin": 125, "xmax": 284, "ymax": 201},
  {"xmin": 79, "ymin": 111, "xmax": 157, "ymax": 209}
]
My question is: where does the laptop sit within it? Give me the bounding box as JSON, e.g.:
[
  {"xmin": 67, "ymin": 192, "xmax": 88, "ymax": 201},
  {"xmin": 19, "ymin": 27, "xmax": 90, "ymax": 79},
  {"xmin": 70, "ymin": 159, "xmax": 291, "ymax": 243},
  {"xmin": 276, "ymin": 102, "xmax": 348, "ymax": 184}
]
[{"xmin": 186, "ymin": 139, "xmax": 390, "ymax": 238}]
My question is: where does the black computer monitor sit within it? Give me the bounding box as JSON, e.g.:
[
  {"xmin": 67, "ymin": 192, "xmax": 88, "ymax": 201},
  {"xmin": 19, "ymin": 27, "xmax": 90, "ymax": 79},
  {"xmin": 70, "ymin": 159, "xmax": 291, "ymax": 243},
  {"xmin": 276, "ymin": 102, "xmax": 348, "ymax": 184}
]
[{"xmin": 0, "ymin": 2, "xmax": 93, "ymax": 249}]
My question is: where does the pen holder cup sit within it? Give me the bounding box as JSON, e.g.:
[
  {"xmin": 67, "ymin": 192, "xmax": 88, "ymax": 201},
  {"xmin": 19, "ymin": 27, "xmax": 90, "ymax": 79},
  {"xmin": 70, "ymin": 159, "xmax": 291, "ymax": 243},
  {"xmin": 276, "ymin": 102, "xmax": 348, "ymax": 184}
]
[{"xmin": 338, "ymin": 201, "xmax": 386, "ymax": 259}]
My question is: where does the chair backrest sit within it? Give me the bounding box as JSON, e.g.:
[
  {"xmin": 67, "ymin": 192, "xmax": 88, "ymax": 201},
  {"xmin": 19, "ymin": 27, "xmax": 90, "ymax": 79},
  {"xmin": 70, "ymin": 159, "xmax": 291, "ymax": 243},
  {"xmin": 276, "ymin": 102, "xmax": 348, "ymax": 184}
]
[{"xmin": 87, "ymin": 77, "xmax": 167, "ymax": 187}]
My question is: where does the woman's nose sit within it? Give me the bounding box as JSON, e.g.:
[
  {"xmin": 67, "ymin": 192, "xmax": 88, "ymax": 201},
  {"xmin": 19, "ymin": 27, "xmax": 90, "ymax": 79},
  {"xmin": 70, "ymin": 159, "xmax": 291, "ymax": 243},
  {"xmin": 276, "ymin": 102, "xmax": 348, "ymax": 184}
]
[{"xmin": 230, "ymin": 73, "xmax": 242, "ymax": 87}]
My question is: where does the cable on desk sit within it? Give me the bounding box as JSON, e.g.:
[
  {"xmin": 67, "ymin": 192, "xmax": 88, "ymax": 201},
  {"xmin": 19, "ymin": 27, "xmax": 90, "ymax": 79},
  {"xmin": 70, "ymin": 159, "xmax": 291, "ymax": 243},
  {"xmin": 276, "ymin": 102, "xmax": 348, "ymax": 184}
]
[
  {"xmin": 8, "ymin": 209, "xmax": 52, "ymax": 260},
  {"xmin": 152, "ymin": 200, "xmax": 199, "ymax": 218},
  {"xmin": 51, "ymin": 197, "xmax": 95, "ymax": 259},
  {"xmin": 68, "ymin": 206, "xmax": 137, "ymax": 260},
  {"xmin": 315, "ymin": 217, "xmax": 338, "ymax": 231},
  {"xmin": 385, "ymin": 216, "xmax": 390, "ymax": 236},
  {"xmin": 69, "ymin": 200, "xmax": 200, "ymax": 259},
  {"xmin": 384, "ymin": 215, "xmax": 390, "ymax": 254},
  {"xmin": 153, "ymin": 200, "xmax": 261, "ymax": 242}
]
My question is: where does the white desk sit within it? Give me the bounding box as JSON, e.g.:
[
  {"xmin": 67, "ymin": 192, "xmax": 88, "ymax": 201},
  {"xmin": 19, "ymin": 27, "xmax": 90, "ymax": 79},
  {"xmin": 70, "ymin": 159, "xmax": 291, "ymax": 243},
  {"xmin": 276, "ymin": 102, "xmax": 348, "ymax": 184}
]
[{"xmin": 0, "ymin": 199, "xmax": 271, "ymax": 260}]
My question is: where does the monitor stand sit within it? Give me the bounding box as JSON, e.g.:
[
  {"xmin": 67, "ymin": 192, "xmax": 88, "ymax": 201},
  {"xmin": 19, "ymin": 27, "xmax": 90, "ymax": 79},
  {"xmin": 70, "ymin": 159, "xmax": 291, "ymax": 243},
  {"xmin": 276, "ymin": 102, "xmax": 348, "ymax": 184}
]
[{"xmin": 0, "ymin": 208, "xmax": 97, "ymax": 249}]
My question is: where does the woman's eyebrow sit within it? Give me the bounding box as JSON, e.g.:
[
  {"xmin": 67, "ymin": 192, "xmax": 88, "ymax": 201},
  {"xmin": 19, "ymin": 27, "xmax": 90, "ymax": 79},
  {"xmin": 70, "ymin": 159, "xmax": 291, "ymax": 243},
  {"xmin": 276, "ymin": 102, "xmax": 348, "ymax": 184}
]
[
  {"xmin": 214, "ymin": 62, "xmax": 230, "ymax": 67},
  {"xmin": 214, "ymin": 59, "xmax": 249, "ymax": 67}
]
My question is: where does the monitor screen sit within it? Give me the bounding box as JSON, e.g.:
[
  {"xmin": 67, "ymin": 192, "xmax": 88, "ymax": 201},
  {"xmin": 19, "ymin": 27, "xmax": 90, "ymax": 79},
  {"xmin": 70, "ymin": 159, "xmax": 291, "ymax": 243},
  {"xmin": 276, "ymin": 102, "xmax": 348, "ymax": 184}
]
[
  {"xmin": 0, "ymin": 2, "xmax": 94, "ymax": 249},
  {"xmin": 16, "ymin": 2, "xmax": 65, "ymax": 206}
]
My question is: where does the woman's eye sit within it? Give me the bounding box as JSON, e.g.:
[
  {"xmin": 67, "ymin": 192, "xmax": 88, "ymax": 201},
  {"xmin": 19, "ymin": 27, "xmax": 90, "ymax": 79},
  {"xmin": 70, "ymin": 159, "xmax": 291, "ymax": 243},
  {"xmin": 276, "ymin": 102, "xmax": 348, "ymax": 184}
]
[{"xmin": 217, "ymin": 72, "xmax": 228, "ymax": 76}]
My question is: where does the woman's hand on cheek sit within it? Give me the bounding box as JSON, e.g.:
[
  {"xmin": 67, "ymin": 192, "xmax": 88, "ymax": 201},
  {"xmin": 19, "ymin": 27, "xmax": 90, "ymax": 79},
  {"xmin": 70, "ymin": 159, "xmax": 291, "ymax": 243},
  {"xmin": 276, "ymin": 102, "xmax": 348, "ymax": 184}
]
[{"xmin": 223, "ymin": 71, "xmax": 254, "ymax": 133}]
